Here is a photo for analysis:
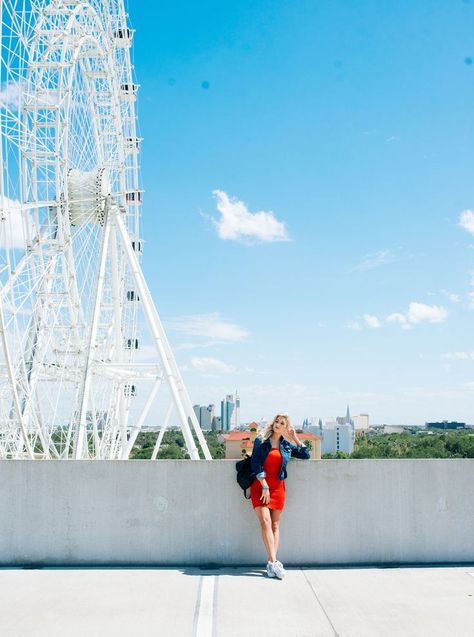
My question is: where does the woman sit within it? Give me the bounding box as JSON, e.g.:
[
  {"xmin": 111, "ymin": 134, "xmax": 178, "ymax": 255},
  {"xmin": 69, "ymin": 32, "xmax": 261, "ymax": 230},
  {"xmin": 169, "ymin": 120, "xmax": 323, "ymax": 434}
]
[{"xmin": 250, "ymin": 413, "xmax": 310, "ymax": 579}]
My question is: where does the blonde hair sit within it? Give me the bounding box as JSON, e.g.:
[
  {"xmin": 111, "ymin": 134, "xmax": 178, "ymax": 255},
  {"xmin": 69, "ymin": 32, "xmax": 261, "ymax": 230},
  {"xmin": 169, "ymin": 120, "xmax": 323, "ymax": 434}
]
[{"xmin": 260, "ymin": 413, "xmax": 291, "ymax": 442}]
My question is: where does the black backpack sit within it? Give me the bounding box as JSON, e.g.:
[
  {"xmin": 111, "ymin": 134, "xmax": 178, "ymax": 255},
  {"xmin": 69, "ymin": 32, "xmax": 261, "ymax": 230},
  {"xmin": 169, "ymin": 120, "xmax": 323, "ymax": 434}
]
[{"xmin": 235, "ymin": 454, "xmax": 254, "ymax": 500}]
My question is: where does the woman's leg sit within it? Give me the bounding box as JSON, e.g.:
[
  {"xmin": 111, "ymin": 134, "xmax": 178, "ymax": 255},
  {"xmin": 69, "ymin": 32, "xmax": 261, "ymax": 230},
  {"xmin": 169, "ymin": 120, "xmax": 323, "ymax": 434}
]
[
  {"xmin": 254, "ymin": 506, "xmax": 276, "ymax": 563},
  {"xmin": 269, "ymin": 509, "xmax": 282, "ymax": 557}
]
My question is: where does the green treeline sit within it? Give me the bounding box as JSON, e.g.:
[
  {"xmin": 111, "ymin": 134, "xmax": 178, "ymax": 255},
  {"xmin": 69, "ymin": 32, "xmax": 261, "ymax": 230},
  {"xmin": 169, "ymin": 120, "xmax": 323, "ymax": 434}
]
[
  {"xmin": 130, "ymin": 429, "xmax": 474, "ymax": 460},
  {"xmin": 323, "ymin": 430, "xmax": 474, "ymax": 459},
  {"xmin": 130, "ymin": 430, "xmax": 225, "ymax": 460}
]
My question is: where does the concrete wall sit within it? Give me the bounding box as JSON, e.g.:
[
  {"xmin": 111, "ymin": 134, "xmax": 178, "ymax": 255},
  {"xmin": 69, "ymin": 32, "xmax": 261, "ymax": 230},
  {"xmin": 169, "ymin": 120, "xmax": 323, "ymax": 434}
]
[{"xmin": 1, "ymin": 459, "xmax": 473, "ymax": 566}]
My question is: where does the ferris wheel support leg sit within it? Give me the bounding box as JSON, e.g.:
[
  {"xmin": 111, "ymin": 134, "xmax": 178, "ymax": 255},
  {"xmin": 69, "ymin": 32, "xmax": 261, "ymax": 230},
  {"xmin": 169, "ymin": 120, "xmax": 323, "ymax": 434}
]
[
  {"xmin": 108, "ymin": 223, "xmax": 129, "ymax": 459},
  {"xmin": 18, "ymin": 245, "xmax": 61, "ymax": 458},
  {"xmin": 0, "ymin": 292, "xmax": 34, "ymax": 459},
  {"xmin": 73, "ymin": 210, "xmax": 112, "ymax": 460},
  {"xmin": 89, "ymin": 388, "xmax": 101, "ymax": 460},
  {"xmin": 114, "ymin": 209, "xmax": 211, "ymax": 460},
  {"xmin": 151, "ymin": 399, "xmax": 174, "ymax": 460}
]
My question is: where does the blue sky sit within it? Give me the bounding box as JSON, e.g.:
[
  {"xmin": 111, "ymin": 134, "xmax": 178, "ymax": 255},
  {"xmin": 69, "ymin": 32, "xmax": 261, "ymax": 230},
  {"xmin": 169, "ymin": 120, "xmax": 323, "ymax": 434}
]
[{"xmin": 128, "ymin": 0, "xmax": 474, "ymax": 425}]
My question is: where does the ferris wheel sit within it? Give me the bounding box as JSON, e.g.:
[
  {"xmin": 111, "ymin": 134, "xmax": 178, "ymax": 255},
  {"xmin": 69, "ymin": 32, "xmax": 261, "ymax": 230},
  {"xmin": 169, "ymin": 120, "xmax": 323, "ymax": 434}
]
[{"xmin": 0, "ymin": 0, "xmax": 211, "ymax": 460}]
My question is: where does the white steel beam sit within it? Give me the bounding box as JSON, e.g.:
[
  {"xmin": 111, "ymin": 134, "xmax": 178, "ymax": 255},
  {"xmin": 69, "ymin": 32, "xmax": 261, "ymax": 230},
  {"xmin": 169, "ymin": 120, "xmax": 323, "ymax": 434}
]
[
  {"xmin": 73, "ymin": 204, "xmax": 112, "ymax": 459},
  {"xmin": 151, "ymin": 400, "xmax": 174, "ymax": 460},
  {"xmin": 0, "ymin": 294, "xmax": 34, "ymax": 458},
  {"xmin": 114, "ymin": 205, "xmax": 211, "ymax": 460}
]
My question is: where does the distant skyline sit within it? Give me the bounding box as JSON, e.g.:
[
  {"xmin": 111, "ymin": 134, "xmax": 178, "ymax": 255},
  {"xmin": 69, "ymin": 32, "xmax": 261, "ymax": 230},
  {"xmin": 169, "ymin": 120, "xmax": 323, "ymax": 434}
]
[{"xmin": 130, "ymin": 0, "xmax": 474, "ymax": 426}]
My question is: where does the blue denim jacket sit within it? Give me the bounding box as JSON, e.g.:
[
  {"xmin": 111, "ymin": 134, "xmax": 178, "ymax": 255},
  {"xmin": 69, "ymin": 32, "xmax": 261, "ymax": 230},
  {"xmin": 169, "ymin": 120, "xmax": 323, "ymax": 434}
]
[{"xmin": 250, "ymin": 436, "xmax": 310, "ymax": 481}]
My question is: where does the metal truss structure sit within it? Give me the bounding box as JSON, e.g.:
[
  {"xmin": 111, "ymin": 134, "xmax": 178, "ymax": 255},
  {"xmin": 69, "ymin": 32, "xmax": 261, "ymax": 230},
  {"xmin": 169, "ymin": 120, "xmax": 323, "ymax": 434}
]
[{"xmin": 0, "ymin": 0, "xmax": 211, "ymax": 459}]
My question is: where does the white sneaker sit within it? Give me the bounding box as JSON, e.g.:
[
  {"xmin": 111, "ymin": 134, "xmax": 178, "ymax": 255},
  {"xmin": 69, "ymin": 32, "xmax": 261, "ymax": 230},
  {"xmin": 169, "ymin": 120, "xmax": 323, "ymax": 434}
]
[
  {"xmin": 271, "ymin": 560, "xmax": 286, "ymax": 579},
  {"xmin": 266, "ymin": 561, "xmax": 276, "ymax": 578}
]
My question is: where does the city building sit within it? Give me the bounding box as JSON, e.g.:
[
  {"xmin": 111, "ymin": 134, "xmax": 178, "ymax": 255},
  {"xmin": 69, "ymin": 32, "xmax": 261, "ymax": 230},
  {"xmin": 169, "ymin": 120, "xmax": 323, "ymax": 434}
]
[
  {"xmin": 192, "ymin": 404, "xmax": 215, "ymax": 431},
  {"xmin": 302, "ymin": 416, "xmax": 323, "ymax": 435},
  {"xmin": 303, "ymin": 405, "xmax": 358, "ymax": 454},
  {"xmin": 336, "ymin": 405, "xmax": 354, "ymax": 427},
  {"xmin": 211, "ymin": 416, "xmax": 221, "ymax": 432},
  {"xmin": 321, "ymin": 421, "xmax": 354, "ymax": 455},
  {"xmin": 383, "ymin": 425, "xmax": 407, "ymax": 434},
  {"xmin": 304, "ymin": 406, "xmax": 355, "ymax": 455},
  {"xmin": 297, "ymin": 433, "xmax": 321, "ymax": 460},
  {"xmin": 201, "ymin": 404, "xmax": 215, "ymax": 430},
  {"xmin": 220, "ymin": 393, "xmax": 237, "ymax": 431},
  {"xmin": 235, "ymin": 391, "xmax": 240, "ymax": 429},
  {"xmin": 353, "ymin": 414, "xmax": 370, "ymax": 430},
  {"xmin": 218, "ymin": 423, "xmax": 259, "ymax": 459},
  {"xmin": 425, "ymin": 421, "xmax": 467, "ymax": 430}
]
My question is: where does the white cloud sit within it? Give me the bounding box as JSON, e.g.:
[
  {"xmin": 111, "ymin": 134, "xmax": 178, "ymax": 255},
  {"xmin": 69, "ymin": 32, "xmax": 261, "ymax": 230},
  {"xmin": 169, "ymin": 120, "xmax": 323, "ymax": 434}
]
[
  {"xmin": 363, "ymin": 314, "xmax": 381, "ymax": 329},
  {"xmin": 443, "ymin": 352, "xmax": 474, "ymax": 360},
  {"xmin": 468, "ymin": 291, "xmax": 474, "ymax": 310},
  {"xmin": 441, "ymin": 289, "xmax": 460, "ymax": 303},
  {"xmin": 0, "ymin": 81, "xmax": 22, "ymax": 110},
  {"xmin": 190, "ymin": 356, "xmax": 236, "ymax": 375},
  {"xmin": 386, "ymin": 312, "xmax": 411, "ymax": 329},
  {"xmin": 407, "ymin": 302, "xmax": 447, "ymax": 324},
  {"xmin": 211, "ymin": 190, "xmax": 290, "ymax": 243},
  {"xmin": 353, "ymin": 303, "xmax": 447, "ymax": 332},
  {"xmin": 386, "ymin": 303, "xmax": 447, "ymax": 329},
  {"xmin": 352, "ymin": 249, "xmax": 393, "ymax": 272},
  {"xmin": 0, "ymin": 196, "xmax": 28, "ymax": 249},
  {"xmin": 166, "ymin": 312, "xmax": 250, "ymax": 342},
  {"xmin": 346, "ymin": 320, "xmax": 362, "ymax": 331},
  {"xmin": 459, "ymin": 210, "xmax": 474, "ymax": 235}
]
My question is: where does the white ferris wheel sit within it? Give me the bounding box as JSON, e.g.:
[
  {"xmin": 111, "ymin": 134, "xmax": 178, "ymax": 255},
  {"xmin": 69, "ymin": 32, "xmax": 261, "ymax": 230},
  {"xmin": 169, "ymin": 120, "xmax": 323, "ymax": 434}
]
[{"xmin": 0, "ymin": 0, "xmax": 211, "ymax": 460}]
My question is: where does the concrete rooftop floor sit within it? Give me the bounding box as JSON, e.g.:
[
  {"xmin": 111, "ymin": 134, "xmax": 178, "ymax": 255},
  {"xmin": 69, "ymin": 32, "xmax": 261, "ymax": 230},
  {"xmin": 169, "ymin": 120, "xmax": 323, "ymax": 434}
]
[{"xmin": 1, "ymin": 565, "xmax": 473, "ymax": 636}]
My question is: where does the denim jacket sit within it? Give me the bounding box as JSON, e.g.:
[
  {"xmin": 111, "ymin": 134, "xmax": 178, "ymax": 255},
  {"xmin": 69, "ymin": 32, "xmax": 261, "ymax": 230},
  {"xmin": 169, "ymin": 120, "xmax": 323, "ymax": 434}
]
[{"xmin": 250, "ymin": 436, "xmax": 310, "ymax": 481}]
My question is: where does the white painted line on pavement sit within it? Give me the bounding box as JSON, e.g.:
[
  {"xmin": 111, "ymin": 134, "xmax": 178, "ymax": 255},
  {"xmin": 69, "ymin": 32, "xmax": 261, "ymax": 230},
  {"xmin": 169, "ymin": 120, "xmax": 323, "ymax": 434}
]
[{"xmin": 194, "ymin": 575, "xmax": 216, "ymax": 637}]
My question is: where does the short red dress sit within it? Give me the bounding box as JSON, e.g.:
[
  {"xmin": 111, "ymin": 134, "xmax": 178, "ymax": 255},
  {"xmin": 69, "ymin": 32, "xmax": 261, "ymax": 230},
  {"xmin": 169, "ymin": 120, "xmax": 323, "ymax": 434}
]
[{"xmin": 250, "ymin": 447, "xmax": 286, "ymax": 511}]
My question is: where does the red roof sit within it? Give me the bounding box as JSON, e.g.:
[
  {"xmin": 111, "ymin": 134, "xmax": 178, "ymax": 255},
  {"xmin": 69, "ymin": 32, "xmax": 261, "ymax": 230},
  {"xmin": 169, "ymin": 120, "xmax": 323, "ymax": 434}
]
[
  {"xmin": 298, "ymin": 433, "xmax": 320, "ymax": 440},
  {"xmin": 221, "ymin": 432, "xmax": 251, "ymax": 441}
]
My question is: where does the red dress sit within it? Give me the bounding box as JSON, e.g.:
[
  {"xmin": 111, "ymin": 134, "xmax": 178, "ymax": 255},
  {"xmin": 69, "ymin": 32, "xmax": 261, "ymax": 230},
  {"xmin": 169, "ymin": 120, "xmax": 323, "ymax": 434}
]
[{"xmin": 250, "ymin": 447, "xmax": 286, "ymax": 511}]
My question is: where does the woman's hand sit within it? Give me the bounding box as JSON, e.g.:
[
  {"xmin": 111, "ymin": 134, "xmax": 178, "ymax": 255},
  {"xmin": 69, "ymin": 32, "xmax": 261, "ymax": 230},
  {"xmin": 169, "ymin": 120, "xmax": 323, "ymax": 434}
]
[
  {"xmin": 285, "ymin": 423, "xmax": 298, "ymax": 443},
  {"xmin": 260, "ymin": 482, "xmax": 270, "ymax": 504}
]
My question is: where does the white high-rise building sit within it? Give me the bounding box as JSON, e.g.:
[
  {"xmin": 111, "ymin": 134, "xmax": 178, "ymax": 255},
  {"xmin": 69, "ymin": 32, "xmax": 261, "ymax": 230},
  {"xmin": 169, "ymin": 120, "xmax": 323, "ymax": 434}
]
[
  {"xmin": 220, "ymin": 394, "xmax": 235, "ymax": 431},
  {"xmin": 321, "ymin": 421, "xmax": 355, "ymax": 455},
  {"xmin": 235, "ymin": 391, "xmax": 240, "ymax": 429},
  {"xmin": 304, "ymin": 406, "xmax": 355, "ymax": 455}
]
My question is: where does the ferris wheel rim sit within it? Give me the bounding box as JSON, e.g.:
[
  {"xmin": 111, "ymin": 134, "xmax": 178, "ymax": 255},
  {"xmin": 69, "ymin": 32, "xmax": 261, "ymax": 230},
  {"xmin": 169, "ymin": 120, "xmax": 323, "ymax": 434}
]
[{"xmin": 0, "ymin": 0, "xmax": 142, "ymax": 458}]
